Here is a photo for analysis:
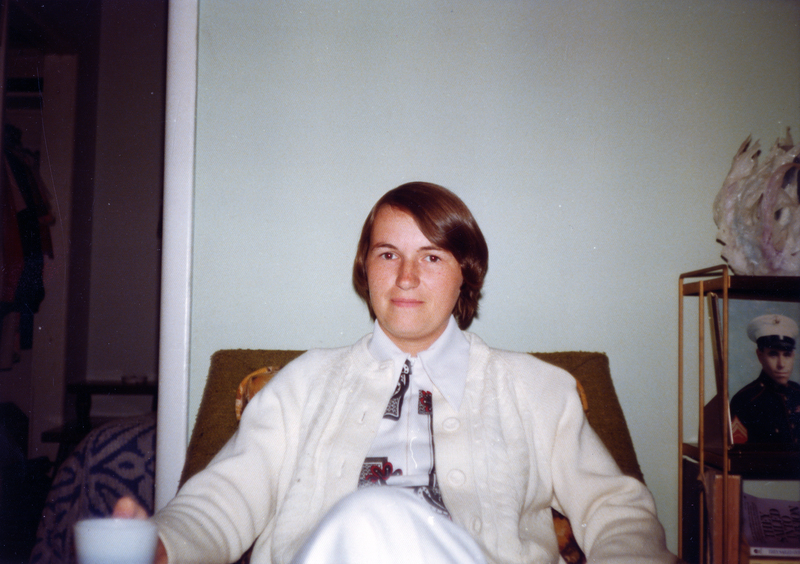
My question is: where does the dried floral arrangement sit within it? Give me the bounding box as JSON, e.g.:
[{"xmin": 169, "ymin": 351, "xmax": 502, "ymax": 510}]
[{"xmin": 713, "ymin": 128, "xmax": 800, "ymax": 276}]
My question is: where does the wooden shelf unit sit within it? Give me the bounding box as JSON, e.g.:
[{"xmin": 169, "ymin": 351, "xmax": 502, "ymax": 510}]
[{"xmin": 678, "ymin": 265, "xmax": 800, "ymax": 564}]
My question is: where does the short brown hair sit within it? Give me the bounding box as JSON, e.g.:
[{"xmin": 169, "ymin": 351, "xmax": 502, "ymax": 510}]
[{"xmin": 352, "ymin": 181, "xmax": 489, "ymax": 329}]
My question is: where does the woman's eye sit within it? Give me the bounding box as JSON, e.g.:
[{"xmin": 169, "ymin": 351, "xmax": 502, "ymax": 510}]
[
  {"xmin": 380, "ymin": 252, "xmax": 396, "ymax": 260},
  {"xmin": 425, "ymin": 255, "xmax": 441, "ymax": 263}
]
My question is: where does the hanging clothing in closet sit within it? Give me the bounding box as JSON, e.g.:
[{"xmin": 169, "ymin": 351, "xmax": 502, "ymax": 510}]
[{"xmin": 0, "ymin": 124, "xmax": 54, "ymax": 368}]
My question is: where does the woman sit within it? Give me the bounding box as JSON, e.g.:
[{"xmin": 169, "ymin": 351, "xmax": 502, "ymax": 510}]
[{"xmin": 116, "ymin": 182, "xmax": 675, "ymax": 564}]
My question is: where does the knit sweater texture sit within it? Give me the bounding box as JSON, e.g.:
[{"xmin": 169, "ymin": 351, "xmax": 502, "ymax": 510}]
[{"xmin": 153, "ymin": 333, "xmax": 674, "ymax": 564}]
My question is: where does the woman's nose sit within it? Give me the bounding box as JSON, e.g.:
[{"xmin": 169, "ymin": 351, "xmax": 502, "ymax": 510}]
[{"xmin": 396, "ymin": 260, "xmax": 419, "ymax": 289}]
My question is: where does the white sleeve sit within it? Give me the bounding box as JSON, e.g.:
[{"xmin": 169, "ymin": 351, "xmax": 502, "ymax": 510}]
[
  {"xmin": 152, "ymin": 370, "xmax": 302, "ymax": 564},
  {"xmin": 549, "ymin": 379, "xmax": 677, "ymax": 564}
]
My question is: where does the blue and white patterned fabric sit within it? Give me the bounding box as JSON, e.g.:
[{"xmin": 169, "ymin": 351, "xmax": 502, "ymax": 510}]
[{"xmin": 30, "ymin": 414, "xmax": 156, "ymax": 564}]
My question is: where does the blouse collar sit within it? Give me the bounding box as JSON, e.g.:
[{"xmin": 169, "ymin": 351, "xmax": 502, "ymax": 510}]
[{"xmin": 368, "ymin": 316, "xmax": 469, "ymax": 410}]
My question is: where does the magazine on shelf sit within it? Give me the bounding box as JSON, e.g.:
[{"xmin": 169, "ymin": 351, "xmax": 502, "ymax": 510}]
[
  {"xmin": 703, "ymin": 294, "xmax": 733, "ymax": 449},
  {"xmin": 741, "ymin": 493, "xmax": 800, "ymax": 558},
  {"xmin": 703, "ymin": 465, "xmax": 741, "ymax": 564}
]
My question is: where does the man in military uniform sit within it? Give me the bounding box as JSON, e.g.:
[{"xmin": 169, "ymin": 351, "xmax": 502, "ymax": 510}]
[{"xmin": 730, "ymin": 314, "xmax": 800, "ymax": 446}]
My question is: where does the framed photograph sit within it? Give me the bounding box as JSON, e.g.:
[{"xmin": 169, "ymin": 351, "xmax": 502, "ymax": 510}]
[{"xmin": 727, "ymin": 299, "xmax": 800, "ymax": 447}]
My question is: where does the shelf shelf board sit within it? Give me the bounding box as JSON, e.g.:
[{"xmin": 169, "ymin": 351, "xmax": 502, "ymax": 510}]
[
  {"xmin": 682, "ymin": 443, "xmax": 800, "ymax": 479},
  {"xmin": 681, "ymin": 274, "xmax": 800, "ymax": 301}
]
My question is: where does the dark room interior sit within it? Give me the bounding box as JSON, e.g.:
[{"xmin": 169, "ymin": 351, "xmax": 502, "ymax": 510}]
[{"xmin": 0, "ymin": 1, "xmax": 167, "ymax": 562}]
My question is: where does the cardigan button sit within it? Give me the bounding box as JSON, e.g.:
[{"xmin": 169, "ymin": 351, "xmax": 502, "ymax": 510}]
[
  {"xmin": 471, "ymin": 517, "xmax": 482, "ymax": 533},
  {"xmin": 447, "ymin": 469, "xmax": 466, "ymax": 486},
  {"xmin": 443, "ymin": 418, "xmax": 460, "ymax": 431}
]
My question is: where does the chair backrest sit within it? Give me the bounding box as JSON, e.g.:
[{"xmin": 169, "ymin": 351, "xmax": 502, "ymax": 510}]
[{"xmin": 179, "ymin": 349, "xmax": 643, "ymax": 487}]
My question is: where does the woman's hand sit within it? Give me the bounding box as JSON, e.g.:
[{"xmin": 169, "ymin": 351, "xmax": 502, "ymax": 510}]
[
  {"xmin": 112, "ymin": 496, "xmax": 150, "ymax": 519},
  {"xmin": 112, "ymin": 497, "xmax": 168, "ymax": 564}
]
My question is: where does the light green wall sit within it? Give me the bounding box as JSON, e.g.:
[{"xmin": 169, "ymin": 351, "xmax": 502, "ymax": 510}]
[{"xmin": 191, "ymin": 0, "xmax": 800, "ymax": 552}]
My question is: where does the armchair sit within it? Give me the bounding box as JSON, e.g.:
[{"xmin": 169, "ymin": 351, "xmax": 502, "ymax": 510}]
[{"xmin": 180, "ymin": 349, "xmax": 644, "ymax": 564}]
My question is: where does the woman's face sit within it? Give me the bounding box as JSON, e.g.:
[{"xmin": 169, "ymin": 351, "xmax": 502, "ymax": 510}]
[{"xmin": 365, "ymin": 206, "xmax": 463, "ymax": 355}]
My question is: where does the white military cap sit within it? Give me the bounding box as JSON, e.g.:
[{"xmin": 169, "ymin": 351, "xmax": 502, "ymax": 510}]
[{"xmin": 747, "ymin": 314, "xmax": 798, "ymax": 350}]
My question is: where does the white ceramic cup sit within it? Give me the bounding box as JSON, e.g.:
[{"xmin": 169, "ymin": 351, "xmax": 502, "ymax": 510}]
[{"xmin": 74, "ymin": 517, "xmax": 159, "ymax": 564}]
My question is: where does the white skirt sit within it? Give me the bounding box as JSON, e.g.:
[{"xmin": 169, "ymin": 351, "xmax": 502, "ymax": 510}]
[{"xmin": 290, "ymin": 487, "xmax": 487, "ymax": 564}]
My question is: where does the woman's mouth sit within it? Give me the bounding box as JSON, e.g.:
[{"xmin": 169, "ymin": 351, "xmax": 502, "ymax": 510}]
[{"xmin": 391, "ymin": 298, "xmax": 423, "ymax": 307}]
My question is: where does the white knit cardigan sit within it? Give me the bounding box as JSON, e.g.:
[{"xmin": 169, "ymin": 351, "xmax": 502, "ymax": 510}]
[{"xmin": 153, "ymin": 333, "xmax": 675, "ymax": 564}]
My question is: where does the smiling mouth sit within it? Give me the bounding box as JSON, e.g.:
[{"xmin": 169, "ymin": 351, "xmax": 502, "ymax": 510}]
[{"xmin": 391, "ymin": 299, "xmax": 423, "ymax": 306}]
